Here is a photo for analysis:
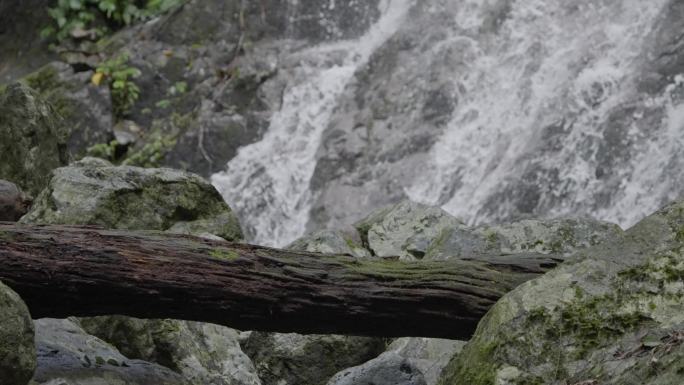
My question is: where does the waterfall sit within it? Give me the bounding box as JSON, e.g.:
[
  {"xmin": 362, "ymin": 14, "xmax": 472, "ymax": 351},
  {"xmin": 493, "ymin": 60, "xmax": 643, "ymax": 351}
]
[
  {"xmin": 212, "ymin": 1, "xmax": 414, "ymax": 246},
  {"xmin": 213, "ymin": 0, "xmax": 684, "ymax": 246},
  {"xmin": 407, "ymin": 0, "xmax": 675, "ymax": 227}
]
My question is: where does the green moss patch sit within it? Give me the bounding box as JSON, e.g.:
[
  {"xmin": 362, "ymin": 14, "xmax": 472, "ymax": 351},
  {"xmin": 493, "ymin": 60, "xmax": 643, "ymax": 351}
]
[{"xmin": 209, "ymin": 249, "xmax": 239, "ymax": 262}]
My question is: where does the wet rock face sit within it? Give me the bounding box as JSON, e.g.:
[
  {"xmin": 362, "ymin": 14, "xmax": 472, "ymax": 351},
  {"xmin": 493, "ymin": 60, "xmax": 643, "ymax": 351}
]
[
  {"xmin": 0, "ymin": 180, "xmax": 32, "ymax": 221},
  {"xmin": 438, "ymin": 200, "xmax": 684, "ymax": 385},
  {"xmin": 33, "ymin": 319, "xmax": 189, "ymax": 385},
  {"xmin": 0, "ymin": 83, "xmax": 69, "ymax": 197},
  {"xmin": 0, "ymin": 280, "xmax": 35, "ymax": 385}
]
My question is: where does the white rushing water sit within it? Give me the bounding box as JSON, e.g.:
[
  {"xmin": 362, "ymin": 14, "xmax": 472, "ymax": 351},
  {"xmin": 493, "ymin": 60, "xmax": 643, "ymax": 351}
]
[
  {"xmin": 407, "ymin": 0, "xmax": 674, "ymax": 226},
  {"xmin": 212, "ymin": 0, "xmax": 414, "ymax": 246},
  {"xmin": 214, "ymin": 0, "xmax": 684, "ymax": 246}
]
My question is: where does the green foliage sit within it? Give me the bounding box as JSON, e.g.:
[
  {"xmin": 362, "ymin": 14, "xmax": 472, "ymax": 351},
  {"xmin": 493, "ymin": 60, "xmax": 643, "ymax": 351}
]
[
  {"xmin": 155, "ymin": 99, "xmax": 171, "ymax": 109},
  {"xmin": 122, "ymin": 132, "xmax": 176, "ymax": 168},
  {"xmin": 169, "ymin": 81, "xmax": 187, "ymax": 95},
  {"xmin": 85, "ymin": 131, "xmax": 174, "ymax": 167},
  {"xmin": 43, "ymin": 0, "xmax": 185, "ymax": 42},
  {"xmin": 96, "ymin": 54, "xmax": 141, "ymax": 117},
  {"xmin": 86, "ymin": 140, "xmax": 119, "ymax": 160}
]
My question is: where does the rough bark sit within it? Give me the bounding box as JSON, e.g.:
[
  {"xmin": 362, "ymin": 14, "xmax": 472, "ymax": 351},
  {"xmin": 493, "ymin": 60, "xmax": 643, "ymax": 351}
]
[{"xmin": 0, "ymin": 223, "xmax": 560, "ymax": 339}]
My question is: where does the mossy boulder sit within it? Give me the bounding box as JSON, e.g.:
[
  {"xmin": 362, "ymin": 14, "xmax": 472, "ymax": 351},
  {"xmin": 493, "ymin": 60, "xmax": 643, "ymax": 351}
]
[
  {"xmin": 0, "ymin": 280, "xmax": 36, "ymax": 385},
  {"xmin": 355, "ymin": 200, "xmax": 464, "ymax": 260},
  {"xmin": 21, "ymin": 163, "xmax": 242, "ymax": 241},
  {"xmin": 426, "ymin": 218, "xmax": 623, "ymax": 260},
  {"xmin": 243, "ymin": 332, "xmax": 386, "ymax": 385},
  {"xmin": 78, "ymin": 317, "xmax": 260, "ymax": 385},
  {"xmin": 438, "ymin": 200, "xmax": 684, "ymax": 385},
  {"xmin": 33, "ymin": 318, "xmax": 189, "ymax": 385},
  {"xmin": 20, "ymin": 162, "xmax": 252, "ymax": 384},
  {"xmin": 0, "ymin": 83, "xmax": 69, "ymax": 197}
]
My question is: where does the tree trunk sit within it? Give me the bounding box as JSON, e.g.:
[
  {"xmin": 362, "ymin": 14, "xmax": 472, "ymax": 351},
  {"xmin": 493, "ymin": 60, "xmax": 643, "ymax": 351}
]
[{"xmin": 0, "ymin": 222, "xmax": 560, "ymax": 339}]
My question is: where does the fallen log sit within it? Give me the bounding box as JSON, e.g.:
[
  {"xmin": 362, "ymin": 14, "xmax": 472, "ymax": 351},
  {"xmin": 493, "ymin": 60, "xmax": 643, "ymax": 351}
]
[{"xmin": 0, "ymin": 222, "xmax": 561, "ymax": 339}]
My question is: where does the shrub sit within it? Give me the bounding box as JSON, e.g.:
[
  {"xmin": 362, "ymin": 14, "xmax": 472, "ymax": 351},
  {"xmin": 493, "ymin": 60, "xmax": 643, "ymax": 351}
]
[
  {"xmin": 95, "ymin": 54, "xmax": 142, "ymax": 117},
  {"xmin": 42, "ymin": 0, "xmax": 185, "ymax": 42}
]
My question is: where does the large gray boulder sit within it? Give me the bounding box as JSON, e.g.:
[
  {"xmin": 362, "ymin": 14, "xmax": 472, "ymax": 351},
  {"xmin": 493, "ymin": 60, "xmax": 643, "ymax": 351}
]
[
  {"xmin": 21, "ymin": 162, "xmax": 242, "ymax": 241},
  {"xmin": 0, "ymin": 83, "xmax": 69, "ymax": 197},
  {"xmin": 21, "ymin": 162, "xmax": 255, "ymax": 385},
  {"xmin": 438, "ymin": 199, "xmax": 684, "ymax": 385},
  {"xmin": 32, "ymin": 318, "xmax": 189, "ymax": 385},
  {"xmin": 0, "ymin": 280, "xmax": 35, "ymax": 385}
]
